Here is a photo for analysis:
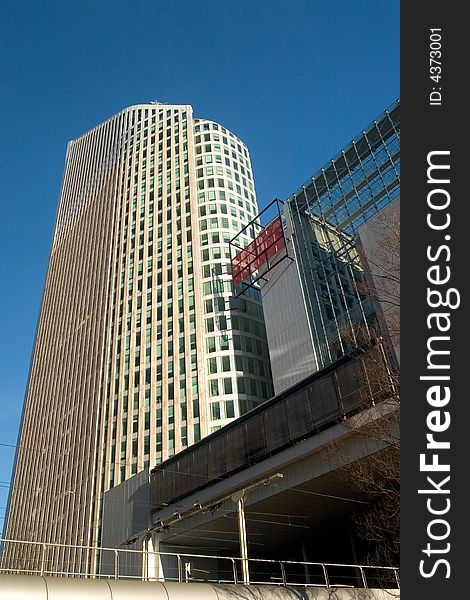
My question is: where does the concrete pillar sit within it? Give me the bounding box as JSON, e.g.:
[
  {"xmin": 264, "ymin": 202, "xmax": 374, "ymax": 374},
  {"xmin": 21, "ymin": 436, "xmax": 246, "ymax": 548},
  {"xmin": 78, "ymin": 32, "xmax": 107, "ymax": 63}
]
[{"xmin": 146, "ymin": 533, "xmax": 166, "ymax": 581}]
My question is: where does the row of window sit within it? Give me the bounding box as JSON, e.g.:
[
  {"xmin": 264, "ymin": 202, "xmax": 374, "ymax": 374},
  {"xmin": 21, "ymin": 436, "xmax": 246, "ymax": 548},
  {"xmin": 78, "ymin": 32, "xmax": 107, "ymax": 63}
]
[
  {"xmin": 207, "ymin": 354, "xmax": 271, "ymax": 378},
  {"xmin": 199, "ymin": 204, "xmax": 254, "ymax": 228},
  {"xmin": 202, "ymin": 310, "xmax": 266, "ymax": 337},
  {"xmin": 207, "ymin": 333, "xmax": 269, "ymax": 357},
  {"xmin": 209, "ymin": 376, "xmax": 272, "ymax": 400},
  {"xmin": 125, "ymin": 107, "xmax": 187, "ymax": 129},
  {"xmin": 124, "ymin": 115, "xmax": 188, "ymax": 143},
  {"xmin": 194, "ymin": 131, "xmax": 247, "ymax": 162},
  {"xmin": 200, "ymin": 216, "xmax": 245, "ymax": 233},
  {"xmin": 105, "ymin": 391, "xmax": 200, "ymax": 441},
  {"xmin": 197, "ymin": 189, "xmax": 257, "ymax": 215},
  {"xmin": 194, "ymin": 138, "xmax": 250, "ymax": 168},
  {"xmin": 108, "ymin": 420, "xmax": 199, "ymax": 487},
  {"xmin": 195, "ymin": 153, "xmax": 251, "ymax": 181},
  {"xmin": 197, "ymin": 177, "xmax": 254, "ymax": 203},
  {"xmin": 108, "ymin": 396, "xmax": 199, "ymax": 435},
  {"xmin": 194, "ymin": 119, "xmax": 248, "ymax": 155},
  {"xmin": 196, "ymin": 165, "xmax": 251, "ymax": 189}
]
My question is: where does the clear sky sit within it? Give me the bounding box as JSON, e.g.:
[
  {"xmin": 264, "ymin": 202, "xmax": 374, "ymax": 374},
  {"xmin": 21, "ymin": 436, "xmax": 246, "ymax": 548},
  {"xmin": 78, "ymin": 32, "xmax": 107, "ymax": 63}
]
[{"xmin": 0, "ymin": 0, "xmax": 399, "ymax": 525}]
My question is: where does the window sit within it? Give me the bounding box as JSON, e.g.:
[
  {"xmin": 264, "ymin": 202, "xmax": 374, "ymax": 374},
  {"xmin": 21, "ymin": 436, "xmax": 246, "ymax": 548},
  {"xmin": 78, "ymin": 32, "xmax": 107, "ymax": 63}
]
[
  {"xmin": 223, "ymin": 378, "xmax": 233, "ymax": 394},
  {"xmin": 210, "ymin": 379, "xmax": 219, "ymax": 396},
  {"xmin": 211, "ymin": 402, "xmax": 221, "ymax": 420},
  {"xmin": 220, "ymin": 335, "xmax": 229, "ymax": 351},
  {"xmin": 226, "ymin": 400, "xmax": 235, "ymax": 418},
  {"xmin": 249, "ymin": 379, "xmax": 257, "ymax": 395},
  {"xmin": 233, "ymin": 335, "xmax": 241, "ymax": 350},
  {"xmin": 181, "ymin": 426, "xmax": 187, "ymax": 447}
]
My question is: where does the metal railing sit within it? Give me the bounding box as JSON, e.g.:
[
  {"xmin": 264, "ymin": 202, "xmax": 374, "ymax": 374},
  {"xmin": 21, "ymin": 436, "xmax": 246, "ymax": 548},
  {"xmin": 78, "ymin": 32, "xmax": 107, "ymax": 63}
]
[{"xmin": 0, "ymin": 538, "xmax": 399, "ymax": 589}]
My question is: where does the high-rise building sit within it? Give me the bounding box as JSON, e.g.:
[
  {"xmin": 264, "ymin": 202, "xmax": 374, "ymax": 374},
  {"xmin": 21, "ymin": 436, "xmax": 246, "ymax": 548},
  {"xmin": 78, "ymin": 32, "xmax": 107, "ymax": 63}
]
[{"xmin": 3, "ymin": 104, "xmax": 273, "ymax": 573}]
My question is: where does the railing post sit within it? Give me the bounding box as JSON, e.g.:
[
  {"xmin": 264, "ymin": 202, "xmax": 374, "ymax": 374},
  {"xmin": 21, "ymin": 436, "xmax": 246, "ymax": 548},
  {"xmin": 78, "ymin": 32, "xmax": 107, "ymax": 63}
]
[
  {"xmin": 40, "ymin": 544, "xmax": 47, "ymax": 576},
  {"xmin": 359, "ymin": 566, "xmax": 368, "ymax": 588},
  {"xmin": 155, "ymin": 549, "xmax": 162, "ymax": 582},
  {"xmin": 231, "ymin": 558, "xmax": 238, "ymax": 584},
  {"xmin": 279, "ymin": 561, "xmax": 287, "ymax": 586},
  {"xmin": 184, "ymin": 561, "xmax": 191, "ymax": 583},
  {"xmin": 142, "ymin": 549, "xmax": 148, "ymax": 581},
  {"xmin": 321, "ymin": 564, "xmax": 330, "ymax": 588},
  {"xmin": 114, "ymin": 550, "xmax": 119, "ymax": 580},
  {"xmin": 394, "ymin": 568, "xmax": 400, "ymax": 588},
  {"xmin": 177, "ymin": 554, "xmax": 182, "ymax": 582}
]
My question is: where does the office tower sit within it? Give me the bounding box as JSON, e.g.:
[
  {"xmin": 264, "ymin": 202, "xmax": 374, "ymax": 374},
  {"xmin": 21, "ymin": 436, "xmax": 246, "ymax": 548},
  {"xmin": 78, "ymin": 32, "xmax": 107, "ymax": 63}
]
[
  {"xmin": 242, "ymin": 101, "xmax": 400, "ymax": 393},
  {"xmin": 3, "ymin": 104, "xmax": 273, "ymax": 573}
]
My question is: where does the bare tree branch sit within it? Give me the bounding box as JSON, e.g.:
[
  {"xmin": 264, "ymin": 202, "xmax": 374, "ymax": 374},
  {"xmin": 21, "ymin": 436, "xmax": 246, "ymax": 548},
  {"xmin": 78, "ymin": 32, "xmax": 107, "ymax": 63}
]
[{"xmin": 331, "ymin": 208, "xmax": 400, "ymax": 566}]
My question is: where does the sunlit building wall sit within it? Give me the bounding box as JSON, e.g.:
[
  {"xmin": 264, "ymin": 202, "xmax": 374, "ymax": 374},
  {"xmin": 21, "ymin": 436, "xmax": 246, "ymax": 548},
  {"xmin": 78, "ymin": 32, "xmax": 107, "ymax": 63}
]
[{"xmin": 3, "ymin": 104, "xmax": 273, "ymax": 573}]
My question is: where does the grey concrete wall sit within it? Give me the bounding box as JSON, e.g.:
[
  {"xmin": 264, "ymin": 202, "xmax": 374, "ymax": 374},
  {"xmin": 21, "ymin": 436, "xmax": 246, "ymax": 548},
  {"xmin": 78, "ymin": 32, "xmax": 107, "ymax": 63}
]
[
  {"xmin": 101, "ymin": 469, "xmax": 150, "ymax": 576},
  {"xmin": 260, "ymin": 236, "xmax": 318, "ymax": 395}
]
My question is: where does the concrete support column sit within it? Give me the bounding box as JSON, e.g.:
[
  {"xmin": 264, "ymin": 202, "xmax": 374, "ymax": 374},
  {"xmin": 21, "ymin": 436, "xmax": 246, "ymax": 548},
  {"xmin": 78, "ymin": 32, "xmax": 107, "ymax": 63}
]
[
  {"xmin": 144, "ymin": 533, "xmax": 165, "ymax": 581},
  {"xmin": 235, "ymin": 495, "xmax": 250, "ymax": 585}
]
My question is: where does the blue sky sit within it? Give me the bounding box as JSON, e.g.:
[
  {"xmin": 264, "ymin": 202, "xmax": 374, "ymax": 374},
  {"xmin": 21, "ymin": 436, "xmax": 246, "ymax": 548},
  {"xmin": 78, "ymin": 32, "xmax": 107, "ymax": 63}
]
[{"xmin": 0, "ymin": 0, "xmax": 399, "ymax": 524}]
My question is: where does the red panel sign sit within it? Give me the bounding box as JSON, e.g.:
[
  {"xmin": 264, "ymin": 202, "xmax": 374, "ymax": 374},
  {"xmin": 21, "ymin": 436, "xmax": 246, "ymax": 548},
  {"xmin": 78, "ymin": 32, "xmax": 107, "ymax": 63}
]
[{"xmin": 231, "ymin": 216, "xmax": 286, "ymax": 287}]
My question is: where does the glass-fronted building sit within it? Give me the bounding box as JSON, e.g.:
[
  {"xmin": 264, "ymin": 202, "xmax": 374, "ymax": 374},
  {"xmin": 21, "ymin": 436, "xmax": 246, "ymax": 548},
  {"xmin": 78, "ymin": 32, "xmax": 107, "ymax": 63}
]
[
  {"xmin": 289, "ymin": 100, "xmax": 399, "ymax": 233},
  {"xmin": 260, "ymin": 101, "xmax": 400, "ymax": 391}
]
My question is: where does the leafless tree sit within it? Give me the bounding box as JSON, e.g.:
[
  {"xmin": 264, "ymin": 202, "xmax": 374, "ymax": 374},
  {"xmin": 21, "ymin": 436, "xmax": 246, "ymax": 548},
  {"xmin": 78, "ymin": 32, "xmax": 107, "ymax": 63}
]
[
  {"xmin": 357, "ymin": 204, "xmax": 400, "ymax": 356},
  {"xmin": 337, "ymin": 206, "xmax": 400, "ymax": 567}
]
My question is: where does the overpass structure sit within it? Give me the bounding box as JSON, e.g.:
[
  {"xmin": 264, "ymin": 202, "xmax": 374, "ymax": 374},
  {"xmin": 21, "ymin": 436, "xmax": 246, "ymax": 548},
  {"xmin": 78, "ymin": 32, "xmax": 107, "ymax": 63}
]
[
  {"xmin": 1, "ymin": 348, "xmax": 399, "ymax": 591},
  {"xmin": 99, "ymin": 347, "xmax": 398, "ymax": 583},
  {"xmin": 150, "ymin": 349, "xmax": 397, "ymax": 555}
]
